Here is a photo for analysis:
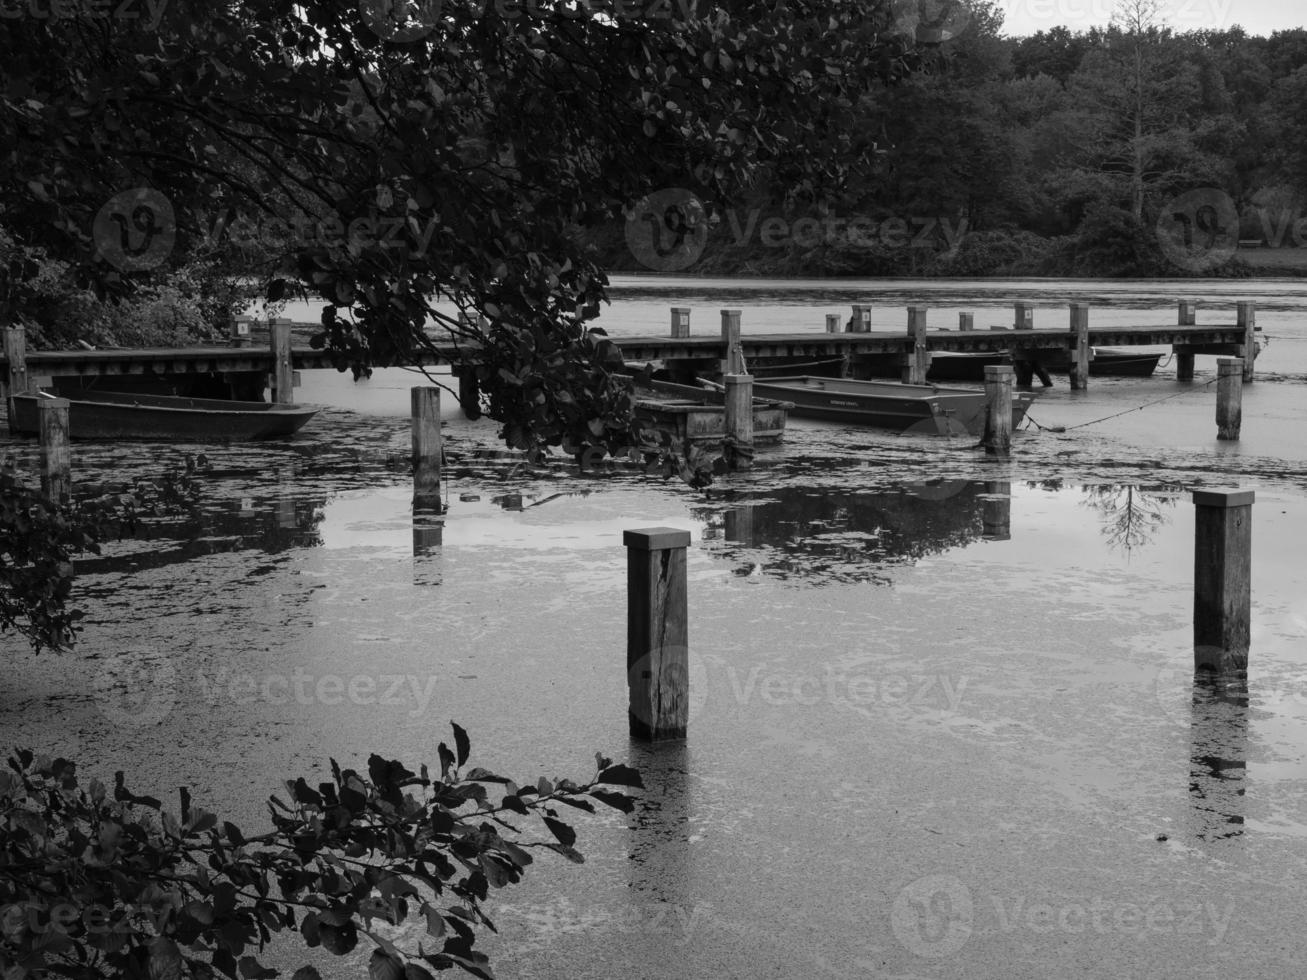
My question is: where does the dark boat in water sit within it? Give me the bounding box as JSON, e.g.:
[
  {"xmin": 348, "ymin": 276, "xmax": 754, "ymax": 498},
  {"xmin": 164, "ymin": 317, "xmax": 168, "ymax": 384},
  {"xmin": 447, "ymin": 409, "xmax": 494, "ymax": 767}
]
[
  {"xmin": 874, "ymin": 348, "xmax": 1166, "ymax": 382},
  {"xmin": 8, "ymin": 390, "xmax": 321, "ymax": 440},
  {"xmin": 748, "ymin": 376, "xmax": 1039, "ymax": 435}
]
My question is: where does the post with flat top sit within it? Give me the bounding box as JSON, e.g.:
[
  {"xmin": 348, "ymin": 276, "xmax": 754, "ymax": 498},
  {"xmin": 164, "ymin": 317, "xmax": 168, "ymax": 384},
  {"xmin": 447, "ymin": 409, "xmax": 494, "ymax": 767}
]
[
  {"xmin": 982, "ymin": 365, "xmax": 1014, "ymax": 458},
  {"xmin": 825, "ymin": 314, "xmax": 842, "ymax": 334},
  {"xmin": 1237, "ymin": 302, "xmax": 1256, "ymax": 382},
  {"xmin": 230, "ymin": 315, "xmax": 253, "ymax": 349},
  {"xmin": 1175, "ymin": 300, "xmax": 1197, "ymax": 381},
  {"xmin": 625, "ymin": 527, "xmax": 691, "ymax": 741},
  {"xmin": 959, "ymin": 313, "xmax": 975, "ymax": 332},
  {"xmin": 724, "ymin": 374, "xmax": 754, "ymax": 470},
  {"xmin": 903, "ymin": 306, "xmax": 931, "ymax": 385},
  {"xmin": 270, "ymin": 320, "xmax": 294, "ymax": 404},
  {"xmin": 1069, "ymin": 303, "xmax": 1090, "ymax": 390},
  {"xmin": 411, "ymin": 387, "xmax": 443, "ymax": 513},
  {"xmin": 1193, "ymin": 489, "xmax": 1253, "ymax": 672},
  {"xmin": 38, "ymin": 397, "xmax": 71, "ymax": 503},
  {"xmin": 1216, "ymin": 357, "xmax": 1243, "ymax": 440},
  {"xmin": 1014, "ymin": 302, "xmax": 1034, "ymax": 330},
  {"xmin": 3, "ymin": 327, "xmax": 31, "ymax": 433},
  {"xmin": 671, "ymin": 307, "xmax": 691, "ymax": 338},
  {"xmin": 850, "ymin": 304, "xmax": 872, "ymax": 333},
  {"xmin": 720, "ymin": 309, "xmax": 743, "ymax": 375}
]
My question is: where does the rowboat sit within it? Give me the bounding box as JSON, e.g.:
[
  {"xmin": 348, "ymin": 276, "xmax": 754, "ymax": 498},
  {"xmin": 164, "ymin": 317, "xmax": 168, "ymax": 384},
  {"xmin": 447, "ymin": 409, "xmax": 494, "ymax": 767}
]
[
  {"xmin": 747, "ymin": 376, "xmax": 1039, "ymax": 435},
  {"xmin": 8, "ymin": 390, "xmax": 320, "ymax": 440},
  {"xmin": 866, "ymin": 348, "xmax": 1165, "ymax": 382},
  {"xmin": 630, "ymin": 378, "xmax": 792, "ymax": 445}
]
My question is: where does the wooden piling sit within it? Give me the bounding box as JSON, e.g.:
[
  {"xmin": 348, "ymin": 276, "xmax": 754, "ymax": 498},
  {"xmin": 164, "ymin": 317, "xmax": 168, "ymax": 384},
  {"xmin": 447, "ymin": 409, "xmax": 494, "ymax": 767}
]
[
  {"xmin": 850, "ymin": 304, "xmax": 872, "ymax": 333},
  {"xmin": 38, "ymin": 397, "xmax": 71, "ymax": 503},
  {"xmin": 1216, "ymin": 357, "xmax": 1243, "ymax": 440},
  {"xmin": 1237, "ymin": 302, "xmax": 1256, "ymax": 382},
  {"xmin": 625, "ymin": 526, "xmax": 691, "ymax": 741},
  {"xmin": 411, "ymin": 387, "xmax": 443, "ymax": 512},
  {"xmin": 825, "ymin": 314, "xmax": 842, "ymax": 334},
  {"xmin": 3, "ymin": 327, "xmax": 30, "ymax": 434},
  {"xmin": 903, "ymin": 306, "xmax": 930, "ymax": 385},
  {"xmin": 723, "ymin": 374, "xmax": 754, "ymax": 469},
  {"xmin": 959, "ymin": 313, "xmax": 975, "ymax": 332},
  {"xmin": 1193, "ymin": 488, "xmax": 1253, "ymax": 672},
  {"xmin": 720, "ymin": 309, "xmax": 743, "ymax": 374},
  {"xmin": 270, "ymin": 320, "xmax": 293, "ymax": 404},
  {"xmin": 1069, "ymin": 303, "xmax": 1090, "ymax": 391},
  {"xmin": 671, "ymin": 307, "xmax": 691, "ymax": 338},
  {"xmin": 230, "ymin": 315, "xmax": 252, "ymax": 349},
  {"xmin": 982, "ymin": 365, "xmax": 1014, "ymax": 457},
  {"xmin": 1014, "ymin": 302, "xmax": 1034, "ymax": 330}
]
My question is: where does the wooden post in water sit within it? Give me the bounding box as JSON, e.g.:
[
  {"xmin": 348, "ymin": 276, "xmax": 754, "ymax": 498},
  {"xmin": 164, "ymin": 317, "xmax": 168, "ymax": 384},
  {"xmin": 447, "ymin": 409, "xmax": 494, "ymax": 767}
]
[
  {"xmin": 981, "ymin": 481, "xmax": 1011, "ymax": 541},
  {"xmin": 982, "ymin": 365, "xmax": 1014, "ymax": 457},
  {"xmin": 1014, "ymin": 302, "xmax": 1034, "ymax": 330},
  {"xmin": 270, "ymin": 320, "xmax": 293, "ymax": 404},
  {"xmin": 1216, "ymin": 357, "xmax": 1243, "ymax": 440},
  {"xmin": 825, "ymin": 314, "xmax": 842, "ymax": 334},
  {"xmin": 411, "ymin": 387, "xmax": 443, "ymax": 512},
  {"xmin": 903, "ymin": 306, "xmax": 930, "ymax": 385},
  {"xmin": 723, "ymin": 374, "xmax": 754, "ymax": 470},
  {"xmin": 38, "ymin": 397, "xmax": 71, "ymax": 503},
  {"xmin": 850, "ymin": 304, "xmax": 872, "ymax": 333},
  {"xmin": 1193, "ymin": 488, "xmax": 1253, "ymax": 672},
  {"xmin": 1176, "ymin": 300, "xmax": 1197, "ymax": 381},
  {"xmin": 1069, "ymin": 303, "xmax": 1090, "ymax": 391},
  {"xmin": 625, "ymin": 527, "xmax": 691, "ymax": 741},
  {"xmin": 959, "ymin": 313, "xmax": 975, "ymax": 332},
  {"xmin": 1237, "ymin": 302, "xmax": 1256, "ymax": 382},
  {"xmin": 671, "ymin": 307, "xmax": 691, "ymax": 338},
  {"xmin": 720, "ymin": 309, "xmax": 743, "ymax": 374},
  {"xmin": 3, "ymin": 327, "xmax": 30, "ymax": 433}
]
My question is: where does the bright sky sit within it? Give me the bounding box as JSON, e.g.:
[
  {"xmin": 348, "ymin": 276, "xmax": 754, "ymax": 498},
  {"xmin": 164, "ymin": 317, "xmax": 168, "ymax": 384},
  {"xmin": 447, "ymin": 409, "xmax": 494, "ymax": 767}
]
[{"xmin": 996, "ymin": 0, "xmax": 1305, "ymax": 37}]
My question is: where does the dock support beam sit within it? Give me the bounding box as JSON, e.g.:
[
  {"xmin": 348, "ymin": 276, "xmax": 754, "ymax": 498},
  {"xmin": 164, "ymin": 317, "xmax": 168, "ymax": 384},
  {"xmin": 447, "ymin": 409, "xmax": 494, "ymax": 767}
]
[
  {"xmin": 959, "ymin": 313, "xmax": 975, "ymax": 332},
  {"xmin": 903, "ymin": 306, "xmax": 930, "ymax": 385},
  {"xmin": 825, "ymin": 314, "xmax": 842, "ymax": 334},
  {"xmin": 1193, "ymin": 489, "xmax": 1253, "ymax": 672},
  {"xmin": 1216, "ymin": 357, "xmax": 1243, "ymax": 441},
  {"xmin": 1237, "ymin": 302, "xmax": 1256, "ymax": 382},
  {"xmin": 625, "ymin": 527, "xmax": 691, "ymax": 741},
  {"xmin": 720, "ymin": 309, "xmax": 743, "ymax": 375},
  {"xmin": 411, "ymin": 387, "xmax": 443, "ymax": 513},
  {"xmin": 3, "ymin": 327, "xmax": 30, "ymax": 434},
  {"xmin": 1069, "ymin": 303, "xmax": 1090, "ymax": 390},
  {"xmin": 982, "ymin": 365, "xmax": 1014, "ymax": 458},
  {"xmin": 850, "ymin": 304, "xmax": 872, "ymax": 333},
  {"xmin": 270, "ymin": 320, "xmax": 293, "ymax": 404},
  {"xmin": 723, "ymin": 374, "xmax": 754, "ymax": 470},
  {"xmin": 39, "ymin": 397, "xmax": 71, "ymax": 503},
  {"xmin": 671, "ymin": 307, "xmax": 691, "ymax": 338}
]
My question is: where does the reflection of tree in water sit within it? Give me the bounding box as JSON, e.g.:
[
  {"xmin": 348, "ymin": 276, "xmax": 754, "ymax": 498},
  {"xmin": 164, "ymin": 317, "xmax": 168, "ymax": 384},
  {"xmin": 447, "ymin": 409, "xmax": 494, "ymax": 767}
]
[
  {"xmin": 695, "ymin": 483, "xmax": 990, "ymax": 585},
  {"xmin": 1078, "ymin": 484, "xmax": 1180, "ymax": 555}
]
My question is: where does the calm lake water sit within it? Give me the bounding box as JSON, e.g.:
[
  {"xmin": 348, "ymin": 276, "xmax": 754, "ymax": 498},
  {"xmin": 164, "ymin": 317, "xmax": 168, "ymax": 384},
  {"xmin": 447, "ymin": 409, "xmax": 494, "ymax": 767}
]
[{"xmin": 3, "ymin": 277, "xmax": 1307, "ymax": 978}]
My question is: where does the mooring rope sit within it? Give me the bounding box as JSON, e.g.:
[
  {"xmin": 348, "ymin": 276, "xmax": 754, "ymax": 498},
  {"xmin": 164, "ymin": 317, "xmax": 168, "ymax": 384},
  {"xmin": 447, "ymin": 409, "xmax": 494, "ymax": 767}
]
[{"xmin": 1024, "ymin": 376, "xmax": 1221, "ymax": 433}]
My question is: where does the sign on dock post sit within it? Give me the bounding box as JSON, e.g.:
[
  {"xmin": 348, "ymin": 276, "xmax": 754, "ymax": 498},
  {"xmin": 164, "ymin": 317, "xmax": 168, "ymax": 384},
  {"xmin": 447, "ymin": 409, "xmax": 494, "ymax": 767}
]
[
  {"xmin": 1069, "ymin": 303, "xmax": 1090, "ymax": 390},
  {"xmin": 1193, "ymin": 489, "xmax": 1253, "ymax": 672},
  {"xmin": 1014, "ymin": 302, "xmax": 1034, "ymax": 330},
  {"xmin": 850, "ymin": 304, "xmax": 872, "ymax": 333},
  {"xmin": 230, "ymin": 316, "xmax": 252, "ymax": 349},
  {"xmin": 1216, "ymin": 357, "xmax": 1243, "ymax": 440},
  {"xmin": 625, "ymin": 527, "xmax": 691, "ymax": 741},
  {"xmin": 671, "ymin": 307, "xmax": 691, "ymax": 338}
]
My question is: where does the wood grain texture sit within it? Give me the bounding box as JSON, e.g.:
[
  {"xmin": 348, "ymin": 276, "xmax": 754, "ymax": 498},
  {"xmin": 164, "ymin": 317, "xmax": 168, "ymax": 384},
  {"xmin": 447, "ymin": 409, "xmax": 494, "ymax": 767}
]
[
  {"xmin": 1193, "ymin": 491, "xmax": 1253, "ymax": 671},
  {"xmin": 626, "ymin": 528, "xmax": 690, "ymax": 741}
]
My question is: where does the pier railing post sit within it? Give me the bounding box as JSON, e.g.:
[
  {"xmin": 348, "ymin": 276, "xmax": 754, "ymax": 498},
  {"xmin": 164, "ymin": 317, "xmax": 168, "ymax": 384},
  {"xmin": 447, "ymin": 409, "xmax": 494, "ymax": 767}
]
[
  {"xmin": 1193, "ymin": 489, "xmax": 1253, "ymax": 672},
  {"xmin": 825, "ymin": 314, "xmax": 841, "ymax": 334},
  {"xmin": 230, "ymin": 315, "xmax": 252, "ymax": 349},
  {"xmin": 724, "ymin": 373, "xmax": 754, "ymax": 470},
  {"xmin": 1175, "ymin": 300, "xmax": 1197, "ymax": 381},
  {"xmin": 850, "ymin": 304, "xmax": 872, "ymax": 333},
  {"xmin": 3, "ymin": 327, "xmax": 31, "ymax": 433},
  {"xmin": 671, "ymin": 307, "xmax": 691, "ymax": 338},
  {"xmin": 982, "ymin": 365, "xmax": 1014, "ymax": 457},
  {"xmin": 1014, "ymin": 302, "xmax": 1034, "ymax": 330},
  {"xmin": 720, "ymin": 309, "xmax": 743, "ymax": 374},
  {"xmin": 1216, "ymin": 357, "xmax": 1243, "ymax": 440},
  {"xmin": 411, "ymin": 387, "xmax": 443, "ymax": 512},
  {"xmin": 270, "ymin": 319, "xmax": 294, "ymax": 404},
  {"xmin": 625, "ymin": 527, "xmax": 691, "ymax": 741},
  {"xmin": 1236, "ymin": 302, "xmax": 1256, "ymax": 382},
  {"xmin": 1069, "ymin": 303, "xmax": 1090, "ymax": 390},
  {"xmin": 38, "ymin": 397, "xmax": 71, "ymax": 503},
  {"xmin": 904, "ymin": 306, "xmax": 930, "ymax": 385},
  {"xmin": 959, "ymin": 313, "xmax": 975, "ymax": 332}
]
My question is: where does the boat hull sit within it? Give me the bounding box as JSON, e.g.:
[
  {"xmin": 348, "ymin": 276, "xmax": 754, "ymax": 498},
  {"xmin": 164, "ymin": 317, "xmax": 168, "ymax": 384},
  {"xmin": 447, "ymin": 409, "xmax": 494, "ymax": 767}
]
[
  {"xmin": 861, "ymin": 348, "xmax": 1164, "ymax": 381},
  {"xmin": 8, "ymin": 391, "xmax": 320, "ymax": 441},
  {"xmin": 749, "ymin": 376, "xmax": 1038, "ymax": 435},
  {"xmin": 629, "ymin": 378, "xmax": 791, "ymax": 445}
]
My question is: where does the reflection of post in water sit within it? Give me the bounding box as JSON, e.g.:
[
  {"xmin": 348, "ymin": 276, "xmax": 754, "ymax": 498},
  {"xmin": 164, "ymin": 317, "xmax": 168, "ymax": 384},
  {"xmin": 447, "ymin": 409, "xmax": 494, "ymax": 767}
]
[
  {"xmin": 625, "ymin": 742, "xmax": 693, "ymax": 911},
  {"xmin": 412, "ymin": 509, "xmax": 443, "ymax": 585},
  {"xmin": 723, "ymin": 504, "xmax": 755, "ymax": 546},
  {"xmin": 1187, "ymin": 671, "xmax": 1247, "ymax": 842},
  {"xmin": 981, "ymin": 481, "xmax": 1011, "ymax": 541}
]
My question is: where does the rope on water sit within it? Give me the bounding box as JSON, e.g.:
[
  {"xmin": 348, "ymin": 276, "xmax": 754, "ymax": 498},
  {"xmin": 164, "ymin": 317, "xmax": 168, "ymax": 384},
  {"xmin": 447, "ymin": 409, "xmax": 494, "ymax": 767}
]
[{"xmin": 1024, "ymin": 376, "xmax": 1220, "ymax": 433}]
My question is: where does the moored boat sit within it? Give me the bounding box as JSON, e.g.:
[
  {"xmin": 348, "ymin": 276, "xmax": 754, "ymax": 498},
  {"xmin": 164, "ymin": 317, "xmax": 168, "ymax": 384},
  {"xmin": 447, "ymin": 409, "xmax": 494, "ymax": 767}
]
[
  {"xmin": 630, "ymin": 377, "xmax": 792, "ymax": 445},
  {"xmin": 748, "ymin": 376, "xmax": 1039, "ymax": 435},
  {"xmin": 8, "ymin": 389, "xmax": 321, "ymax": 440},
  {"xmin": 867, "ymin": 348, "xmax": 1165, "ymax": 382}
]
